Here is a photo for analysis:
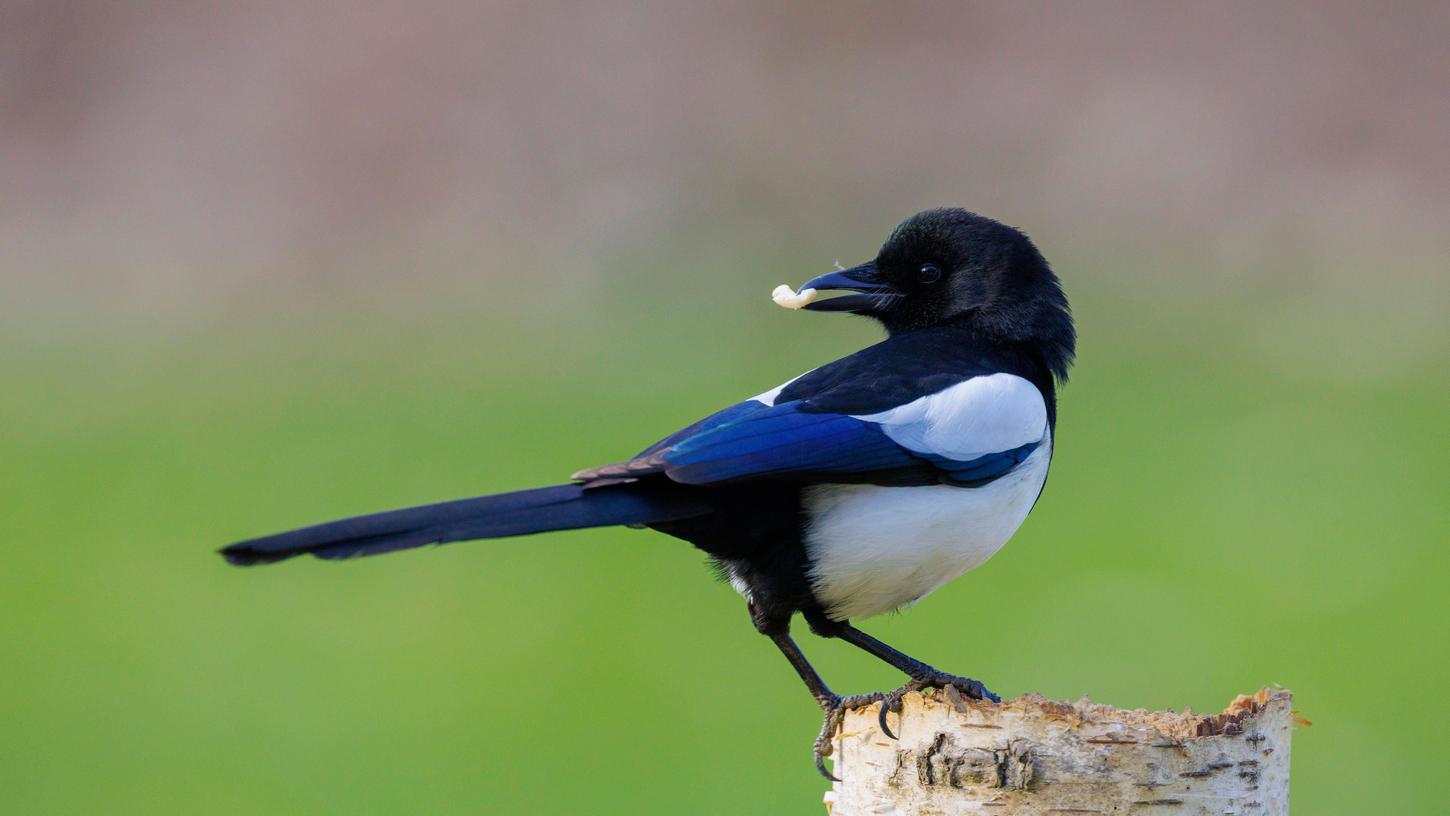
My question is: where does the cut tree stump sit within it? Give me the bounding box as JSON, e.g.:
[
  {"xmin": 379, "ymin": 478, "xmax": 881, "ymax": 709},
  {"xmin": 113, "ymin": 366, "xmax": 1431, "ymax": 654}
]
[{"xmin": 823, "ymin": 688, "xmax": 1293, "ymax": 816}]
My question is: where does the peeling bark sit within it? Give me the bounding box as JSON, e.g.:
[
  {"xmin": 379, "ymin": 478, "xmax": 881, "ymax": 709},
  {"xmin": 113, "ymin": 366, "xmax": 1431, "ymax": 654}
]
[{"xmin": 824, "ymin": 688, "xmax": 1292, "ymax": 815}]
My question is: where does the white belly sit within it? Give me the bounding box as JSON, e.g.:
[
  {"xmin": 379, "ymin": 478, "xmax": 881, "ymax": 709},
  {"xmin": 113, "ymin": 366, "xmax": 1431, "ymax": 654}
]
[{"xmin": 803, "ymin": 435, "xmax": 1051, "ymax": 621}]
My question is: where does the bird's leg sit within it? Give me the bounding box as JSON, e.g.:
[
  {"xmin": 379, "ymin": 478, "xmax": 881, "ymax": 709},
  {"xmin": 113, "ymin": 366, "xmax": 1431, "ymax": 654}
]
[
  {"xmin": 836, "ymin": 624, "xmax": 1000, "ymax": 739},
  {"xmin": 767, "ymin": 631, "xmax": 883, "ymax": 781}
]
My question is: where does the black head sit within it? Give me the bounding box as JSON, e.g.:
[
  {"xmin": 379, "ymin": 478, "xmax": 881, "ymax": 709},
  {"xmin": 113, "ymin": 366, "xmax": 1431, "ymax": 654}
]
[{"xmin": 799, "ymin": 208, "xmax": 1075, "ymax": 380}]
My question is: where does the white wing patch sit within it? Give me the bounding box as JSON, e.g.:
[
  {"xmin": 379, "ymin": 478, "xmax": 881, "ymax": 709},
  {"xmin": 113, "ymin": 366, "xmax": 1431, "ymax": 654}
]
[
  {"xmin": 853, "ymin": 373, "xmax": 1047, "ymax": 461},
  {"xmin": 751, "ymin": 370, "xmax": 812, "ymax": 407}
]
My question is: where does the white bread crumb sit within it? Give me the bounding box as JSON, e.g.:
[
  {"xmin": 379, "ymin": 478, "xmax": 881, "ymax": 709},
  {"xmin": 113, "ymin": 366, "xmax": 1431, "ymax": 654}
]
[{"xmin": 772, "ymin": 284, "xmax": 819, "ymax": 310}]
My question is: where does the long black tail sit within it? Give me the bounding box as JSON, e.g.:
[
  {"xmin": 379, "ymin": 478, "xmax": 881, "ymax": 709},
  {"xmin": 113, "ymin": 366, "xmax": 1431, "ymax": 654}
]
[{"xmin": 219, "ymin": 482, "xmax": 711, "ymax": 566}]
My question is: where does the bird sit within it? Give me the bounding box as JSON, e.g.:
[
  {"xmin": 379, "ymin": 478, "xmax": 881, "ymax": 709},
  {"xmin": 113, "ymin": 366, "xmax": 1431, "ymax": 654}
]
[{"xmin": 219, "ymin": 208, "xmax": 1075, "ymax": 779}]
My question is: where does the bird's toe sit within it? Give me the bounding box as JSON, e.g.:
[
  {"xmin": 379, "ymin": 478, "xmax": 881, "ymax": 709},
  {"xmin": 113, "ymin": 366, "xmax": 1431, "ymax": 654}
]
[
  {"xmin": 876, "ymin": 672, "xmax": 1001, "ymax": 740},
  {"xmin": 812, "ymin": 691, "xmax": 886, "ymax": 780}
]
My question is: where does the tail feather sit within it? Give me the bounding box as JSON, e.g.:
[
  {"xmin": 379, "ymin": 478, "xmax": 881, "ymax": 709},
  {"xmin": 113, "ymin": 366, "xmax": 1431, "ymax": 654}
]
[{"xmin": 219, "ymin": 483, "xmax": 709, "ymax": 566}]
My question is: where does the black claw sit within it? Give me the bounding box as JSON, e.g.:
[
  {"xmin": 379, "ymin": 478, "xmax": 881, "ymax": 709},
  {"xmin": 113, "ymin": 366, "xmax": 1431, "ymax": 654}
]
[
  {"xmin": 813, "ymin": 703, "xmax": 842, "ymax": 782},
  {"xmin": 815, "ymin": 753, "xmax": 839, "ymax": 782},
  {"xmin": 869, "ymin": 673, "xmax": 1001, "ymax": 744},
  {"xmin": 812, "ymin": 692, "xmax": 890, "ymax": 781},
  {"xmin": 878, "ymin": 699, "xmax": 897, "ymax": 740}
]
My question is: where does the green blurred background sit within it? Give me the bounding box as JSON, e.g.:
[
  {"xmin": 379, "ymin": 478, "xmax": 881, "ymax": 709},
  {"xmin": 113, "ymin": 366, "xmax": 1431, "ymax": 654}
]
[{"xmin": 3, "ymin": 3, "xmax": 1447, "ymax": 814}]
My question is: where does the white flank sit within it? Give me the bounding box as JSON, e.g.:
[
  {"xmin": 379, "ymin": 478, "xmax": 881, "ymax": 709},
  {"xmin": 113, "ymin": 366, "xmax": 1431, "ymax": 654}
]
[{"xmin": 804, "ymin": 431, "xmax": 1051, "ymax": 621}]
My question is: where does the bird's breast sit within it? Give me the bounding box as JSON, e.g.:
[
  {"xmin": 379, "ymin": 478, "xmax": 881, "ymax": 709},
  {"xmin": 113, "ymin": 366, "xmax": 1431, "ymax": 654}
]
[{"xmin": 802, "ymin": 434, "xmax": 1051, "ymax": 621}]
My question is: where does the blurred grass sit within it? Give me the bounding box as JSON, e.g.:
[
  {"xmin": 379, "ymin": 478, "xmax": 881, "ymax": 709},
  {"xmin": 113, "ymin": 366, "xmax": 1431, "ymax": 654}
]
[{"xmin": 1, "ymin": 257, "xmax": 1445, "ymax": 814}]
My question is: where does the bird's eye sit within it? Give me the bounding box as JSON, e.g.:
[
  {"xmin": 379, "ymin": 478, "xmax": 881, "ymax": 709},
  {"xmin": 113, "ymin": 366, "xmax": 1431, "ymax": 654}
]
[{"xmin": 917, "ymin": 263, "xmax": 942, "ymax": 284}]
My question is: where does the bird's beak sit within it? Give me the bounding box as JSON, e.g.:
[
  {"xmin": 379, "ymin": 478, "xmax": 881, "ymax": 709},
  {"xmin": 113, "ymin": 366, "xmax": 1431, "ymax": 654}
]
[{"xmin": 798, "ymin": 261, "xmax": 902, "ymax": 313}]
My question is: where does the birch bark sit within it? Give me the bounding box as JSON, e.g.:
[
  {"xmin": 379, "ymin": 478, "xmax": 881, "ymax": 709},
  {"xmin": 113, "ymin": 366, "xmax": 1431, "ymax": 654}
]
[{"xmin": 824, "ymin": 688, "xmax": 1293, "ymax": 816}]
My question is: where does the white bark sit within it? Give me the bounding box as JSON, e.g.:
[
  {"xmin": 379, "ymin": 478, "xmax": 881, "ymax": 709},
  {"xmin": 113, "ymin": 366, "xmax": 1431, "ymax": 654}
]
[{"xmin": 824, "ymin": 688, "xmax": 1293, "ymax": 816}]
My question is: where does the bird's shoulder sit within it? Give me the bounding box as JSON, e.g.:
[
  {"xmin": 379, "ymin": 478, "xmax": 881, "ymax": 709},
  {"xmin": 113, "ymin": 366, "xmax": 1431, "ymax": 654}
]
[{"xmin": 573, "ymin": 325, "xmax": 1049, "ymax": 487}]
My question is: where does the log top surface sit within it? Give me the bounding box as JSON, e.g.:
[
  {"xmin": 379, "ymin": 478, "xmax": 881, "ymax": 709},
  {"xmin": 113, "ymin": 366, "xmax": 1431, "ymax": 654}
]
[{"xmin": 826, "ymin": 688, "xmax": 1295, "ymax": 816}]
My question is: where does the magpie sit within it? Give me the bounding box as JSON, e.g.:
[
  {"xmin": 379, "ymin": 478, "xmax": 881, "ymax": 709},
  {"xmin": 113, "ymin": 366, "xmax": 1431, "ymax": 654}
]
[{"xmin": 220, "ymin": 208, "xmax": 1075, "ymax": 779}]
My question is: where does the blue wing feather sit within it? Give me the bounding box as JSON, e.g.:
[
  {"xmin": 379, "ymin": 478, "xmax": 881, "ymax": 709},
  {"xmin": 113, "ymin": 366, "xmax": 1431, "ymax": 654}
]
[
  {"xmin": 930, "ymin": 441, "xmax": 1040, "ymax": 485},
  {"xmin": 663, "ymin": 404, "xmax": 921, "ymax": 484},
  {"xmin": 634, "ymin": 400, "xmax": 770, "ymax": 459},
  {"xmin": 575, "ymin": 383, "xmax": 1044, "ymax": 488}
]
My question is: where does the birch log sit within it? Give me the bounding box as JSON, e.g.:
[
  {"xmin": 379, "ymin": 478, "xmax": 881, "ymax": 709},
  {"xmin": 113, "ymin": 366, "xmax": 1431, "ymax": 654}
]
[{"xmin": 824, "ymin": 688, "xmax": 1293, "ymax": 816}]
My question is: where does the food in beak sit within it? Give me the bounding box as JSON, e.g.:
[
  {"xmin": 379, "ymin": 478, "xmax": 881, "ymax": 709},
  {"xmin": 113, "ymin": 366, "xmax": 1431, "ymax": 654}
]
[{"xmin": 771, "ymin": 284, "xmax": 819, "ymax": 310}]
